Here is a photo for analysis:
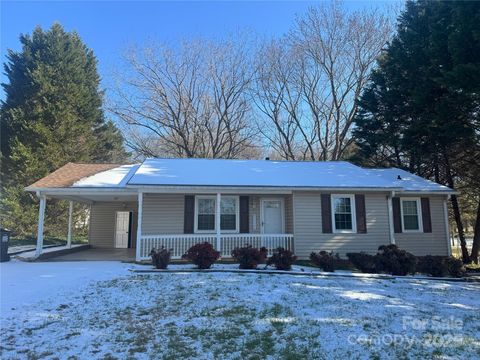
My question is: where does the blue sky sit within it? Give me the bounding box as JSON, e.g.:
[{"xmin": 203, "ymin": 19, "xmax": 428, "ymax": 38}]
[{"xmin": 1, "ymin": 1, "xmax": 389, "ymax": 99}]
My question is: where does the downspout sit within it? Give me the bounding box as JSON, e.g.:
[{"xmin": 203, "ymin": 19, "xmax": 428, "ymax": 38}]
[
  {"xmin": 387, "ymin": 191, "xmax": 395, "ymax": 245},
  {"xmin": 444, "ymin": 195, "xmax": 452, "ymax": 256}
]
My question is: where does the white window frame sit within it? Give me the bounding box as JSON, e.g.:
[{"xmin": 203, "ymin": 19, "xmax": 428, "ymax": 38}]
[
  {"xmin": 400, "ymin": 197, "xmax": 423, "ymax": 233},
  {"xmin": 194, "ymin": 195, "xmax": 239, "ymax": 234},
  {"xmin": 331, "ymin": 194, "xmax": 357, "ymax": 234}
]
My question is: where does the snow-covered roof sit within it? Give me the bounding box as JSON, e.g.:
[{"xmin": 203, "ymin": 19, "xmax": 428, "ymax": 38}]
[
  {"xmin": 125, "ymin": 158, "xmax": 453, "ymax": 192},
  {"xmin": 28, "ymin": 158, "xmax": 454, "ymax": 193},
  {"xmin": 72, "ymin": 164, "xmax": 139, "ymax": 188},
  {"xmin": 364, "ymin": 168, "xmax": 452, "ymax": 192}
]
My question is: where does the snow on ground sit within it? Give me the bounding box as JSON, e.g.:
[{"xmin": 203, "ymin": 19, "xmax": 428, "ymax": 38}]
[
  {"xmin": 0, "ymin": 260, "xmax": 133, "ymax": 313},
  {"xmin": 1, "ymin": 261, "xmax": 479, "ymax": 359}
]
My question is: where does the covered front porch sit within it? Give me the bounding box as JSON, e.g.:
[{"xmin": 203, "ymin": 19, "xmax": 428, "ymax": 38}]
[{"xmin": 33, "ymin": 189, "xmax": 294, "ymax": 262}]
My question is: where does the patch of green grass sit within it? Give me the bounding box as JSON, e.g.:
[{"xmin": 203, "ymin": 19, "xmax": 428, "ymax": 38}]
[{"xmin": 241, "ymin": 330, "xmax": 276, "ymax": 359}]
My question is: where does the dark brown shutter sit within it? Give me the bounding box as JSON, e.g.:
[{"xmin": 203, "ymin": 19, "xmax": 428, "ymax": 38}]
[
  {"xmin": 392, "ymin": 197, "xmax": 402, "ymax": 233},
  {"xmin": 184, "ymin": 195, "xmax": 194, "ymax": 234},
  {"xmin": 321, "ymin": 194, "xmax": 332, "ymax": 233},
  {"xmin": 421, "ymin": 197, "xmax": 432, "ymax": 233},
  {"xmin": 239, "ymin": 196, "xmax": 249, "ymax": 233},
  {"xmin": 355, "ymin": 194, "xmax": 367, "ymax": 234}
]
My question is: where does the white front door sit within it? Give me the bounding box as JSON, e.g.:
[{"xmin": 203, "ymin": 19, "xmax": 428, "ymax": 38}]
[
  {"xmin": 262, "ymin": 199, "xmax": 284, "ymax": 234},
  {"xmin": 115, "ymin": 211, "xmax": 130, "ymax": 248}
]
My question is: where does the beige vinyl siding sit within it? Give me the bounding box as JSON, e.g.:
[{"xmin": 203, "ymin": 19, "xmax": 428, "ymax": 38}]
[
  {"xmin": 293, "ymin": 191, "xmax": 392, "ymax": 259},
  {"xmin": 142, "ymin": 194, "xmax": 185, "ymax": 234},
  {"xmin": 141, "ymin": 193, "xmax": 293, "ymax": 235},
  {"xmin": 89, "ymin": 202, "xmax": 137, "ymax": 248},
  {"xmin": 395, "ymin": 196, "xmax": 449, "ymax": 256}
]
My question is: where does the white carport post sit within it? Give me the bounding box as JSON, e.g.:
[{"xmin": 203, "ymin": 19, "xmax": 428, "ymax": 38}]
[
  {"xmin": 67, "ymin": 201, "xmax": 73, "ymax": 248},
  {"xmin": 135, "ymin": 191, "xmax": 143, "ymax": 262},
  {"xmin": 35, "ymin": 193, "xmax": 47, "ymax": 257},
  {"xmin": 216, "ymin": 193, "xmax": 221, "ymax": 255}
]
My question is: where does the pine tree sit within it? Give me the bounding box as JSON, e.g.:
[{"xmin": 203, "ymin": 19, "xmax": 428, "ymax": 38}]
[
  {"xmin": 352, "ymin": 1, "xmax": 480, "ymax": 262},
  {"xmin": 0, "ymin": 23, "xmax": 128, "ymax": 237}
]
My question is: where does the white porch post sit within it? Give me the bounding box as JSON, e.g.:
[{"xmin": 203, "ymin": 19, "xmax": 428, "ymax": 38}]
[
  {"xmin": 216, "ymin": 193, "xmax": 221, "ymax": 254},
  {"xmin": 35, "ymin": 193, "xmax": 47, "ymax": 257},
  {"xmin": 135, "ymin": 191, "xmax": 143, "ymax": 262},
  {"xmin": 67, "ymin": 201, "xmax": 73, "ymax": 248},
  {"xmin": 387, "ymin": 192, "xmax": 396, "ymax": 245}
]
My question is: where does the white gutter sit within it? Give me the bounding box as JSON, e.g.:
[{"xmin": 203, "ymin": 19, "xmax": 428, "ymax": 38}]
[
  {"xmin": 399, "ymin": 190, "xmax": 459, "ymax": 195},
  {"xmin": 25, "ymin": 185, "xmax": 457, "ymax": 196}
]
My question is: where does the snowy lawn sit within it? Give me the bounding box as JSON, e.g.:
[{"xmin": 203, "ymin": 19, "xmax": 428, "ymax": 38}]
[{"xmin": 1, "ymin": 261, "xmax": 479, "ymax": 359}]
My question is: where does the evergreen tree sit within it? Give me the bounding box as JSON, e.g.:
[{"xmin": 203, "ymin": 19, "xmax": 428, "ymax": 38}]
[
  {"xmin": 352, "ymin": 1, "xmax": 480, "ymax": 262},
  {"xmin": 1, "ymin": 23, "xmax": 128, "ymax": 237}
]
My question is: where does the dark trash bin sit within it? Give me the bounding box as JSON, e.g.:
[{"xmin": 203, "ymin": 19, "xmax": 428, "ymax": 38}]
[{"xmin": 1, "ymin": 228, "xmax": 11, "ymax": 262}]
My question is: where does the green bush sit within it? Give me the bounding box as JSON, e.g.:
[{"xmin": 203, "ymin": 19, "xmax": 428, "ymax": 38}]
[
  {"xmin": 417, "ymin": 256, "xmax": 448, "ymax": 277},
  {"xmin": 375, "ymin": 245, "xmax": 417, "ymax": 276},
  {"xmin": 150, "ymin": 247, "xmax": 171, "ymax": 269},
  {"xmin": 346, "ymin": 252, "xmax": 377, "ymax": 273},
  {"xmin": 446, "ymin": 257, "xmax": 466, "ymax": 278},
  {"xmin": 310, "ymin": 251, "xmax": 338, "ymax": 272},
  {"xmin": 417, "ymin": 256, "xmax": 466, "ymax": 278}
]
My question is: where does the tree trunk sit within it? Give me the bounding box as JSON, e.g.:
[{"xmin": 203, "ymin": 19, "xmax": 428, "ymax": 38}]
[
  {"xmin": 470, "ymin": 199, "xmax": 480, "ymax": 264},
  {"xmin": 450, "ymin": 195, "xmax": 469, "ymax": 262},
  {"xmin": 443, "ymin": 155, "xmax": 469, "ymax": 262}
]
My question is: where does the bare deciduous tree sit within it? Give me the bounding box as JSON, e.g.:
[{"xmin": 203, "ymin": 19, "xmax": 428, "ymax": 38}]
[
  {"xmin": 254, "ymin": 1, "xmax": 393, "ymax": 160},
  {"xmin": 110, "ymin": 39, "xmax": 259, "ymax": 159}
]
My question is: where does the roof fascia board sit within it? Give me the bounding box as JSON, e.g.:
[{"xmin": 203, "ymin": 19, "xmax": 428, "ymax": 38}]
[
  {"xmin": 125, "ymin": 185, "xmax": 404, "ymax": 193},
  {"xmin": 27, "ymin": 186, "xmax": 457, "ymax": 196},
  {"xmin": 26, "ymin": 188, "xmax": 138, "ymax": 196}
]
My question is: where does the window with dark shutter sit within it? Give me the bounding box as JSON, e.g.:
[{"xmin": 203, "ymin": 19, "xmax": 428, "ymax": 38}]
[
  {"xmin": 355, "ymin": 194, "xmax": 367, "ymax": 233},
  {"xmin": 184, "ymin": 195, "xmax": 195, "ymax": 234},
  {"xmin": 321, "ymin": 194, "xmax": 332, "ymax": 233},
  {"xmin": 392, "ymin": 197, "xmax": 402, "ymax": 233},
  {"xmin": 421, "ymin": 198, "xmax": 432, "ymax": 233},
  {"xmin": 239, "ymin": 196, "xmax": 249, "ymax": 233}
]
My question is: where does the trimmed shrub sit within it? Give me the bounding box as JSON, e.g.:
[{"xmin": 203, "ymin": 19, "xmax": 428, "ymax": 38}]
[
  {"xmin": 446, "ymin": 258, "xmax": 466, "ymax": 278},
  {"xmin": 231, "ymin": 245, "xmax": 268, "ymax": 269},
  {"xmin": 417, "ymin": 256, "xmax": 466, "ymax": 278},
  {"xmin": 150, "ymin": 247, "xmax": 171, "ymax": 269},
  {"xmin": 375, "ymin": 244, "xmax": 417, "ymax": 276},
  {"xmin": 182, "ymin": 242, "xmax": 220, "ymax": 269},
  {"xmin": 266, "ymin": 247, "xmax": 297, "ymax": 271},
  {"xmin": 310, "ymin": 251, "xmax": 338, "ymax": 272},
  {"xmin": 417, "ymin": 256, "xmax": 448, "ymax": 277},
  {"xmin": 346, "ymin": 252, "xmax": 377, "ymax": 273}
]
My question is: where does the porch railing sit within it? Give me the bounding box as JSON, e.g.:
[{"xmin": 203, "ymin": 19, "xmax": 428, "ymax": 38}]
[{"xmin": 139, "ymin": 234, "xmax": 294, "ymax": 260}]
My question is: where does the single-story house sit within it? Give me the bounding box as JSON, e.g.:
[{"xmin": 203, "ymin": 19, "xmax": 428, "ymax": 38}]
[{"xmin": 26, "ymin": 158, "xmax": 454, "ymax": 261}]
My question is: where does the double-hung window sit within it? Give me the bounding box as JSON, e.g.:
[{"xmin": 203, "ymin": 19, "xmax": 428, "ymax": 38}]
[
  {"xmin": 401, "ymin": 198, "xmax": 422, "ymax": 232},
  {"xmin": 196, "ymin": 197, "xmax": 216, "ymax": 231},
  {"xmin": 194, "ymin": 196, "xmax": 239, "ymax": 233},
  {"xmin": 331, "ymin": 195, "xmax": 356, "ymax": 233}
]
